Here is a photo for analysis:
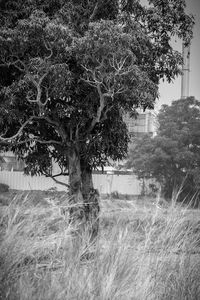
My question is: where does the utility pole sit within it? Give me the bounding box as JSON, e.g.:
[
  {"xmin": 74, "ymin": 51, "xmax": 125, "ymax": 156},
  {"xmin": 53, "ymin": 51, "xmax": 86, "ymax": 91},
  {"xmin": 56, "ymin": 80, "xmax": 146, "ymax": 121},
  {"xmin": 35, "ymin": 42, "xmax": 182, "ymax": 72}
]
[{"xmin": 181, "ymin": 44, "xmax": 190, "ymax": 99}]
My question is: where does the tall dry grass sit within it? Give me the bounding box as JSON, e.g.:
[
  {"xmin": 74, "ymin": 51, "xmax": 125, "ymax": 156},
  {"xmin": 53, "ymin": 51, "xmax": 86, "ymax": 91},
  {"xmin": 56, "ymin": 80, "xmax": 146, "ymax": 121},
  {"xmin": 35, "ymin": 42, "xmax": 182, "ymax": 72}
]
[{"xmin": 0, "ymin": 192, "xmax": 200, "ymax": 300}]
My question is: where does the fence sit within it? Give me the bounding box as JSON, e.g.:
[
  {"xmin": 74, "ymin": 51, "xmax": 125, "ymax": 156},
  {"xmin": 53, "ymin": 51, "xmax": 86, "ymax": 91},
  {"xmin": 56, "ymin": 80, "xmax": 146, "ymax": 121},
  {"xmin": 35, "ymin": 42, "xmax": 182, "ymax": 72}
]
[{"xmin": 0, "ymin": 171, "xmax": 146, "ymax": 195}]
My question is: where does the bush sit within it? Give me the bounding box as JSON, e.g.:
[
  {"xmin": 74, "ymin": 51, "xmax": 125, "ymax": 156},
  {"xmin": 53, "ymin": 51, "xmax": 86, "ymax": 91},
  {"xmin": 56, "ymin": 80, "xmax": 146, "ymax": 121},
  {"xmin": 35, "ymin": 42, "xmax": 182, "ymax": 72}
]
[
  {"xmin": 111, "ymin": 191, "xmax": 119, "ymax": 199},
  {"xmin": 0, "ymin": 183, "xmax": 9, "ymax": 193}
]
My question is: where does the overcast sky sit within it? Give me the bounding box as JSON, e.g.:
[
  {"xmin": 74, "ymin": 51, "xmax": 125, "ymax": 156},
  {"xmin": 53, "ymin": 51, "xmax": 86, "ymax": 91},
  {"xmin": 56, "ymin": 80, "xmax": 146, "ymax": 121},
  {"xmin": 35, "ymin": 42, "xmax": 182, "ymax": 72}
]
[{"xmin": 155, "ymin": 0, "xmax": 200, "ymax": 109}]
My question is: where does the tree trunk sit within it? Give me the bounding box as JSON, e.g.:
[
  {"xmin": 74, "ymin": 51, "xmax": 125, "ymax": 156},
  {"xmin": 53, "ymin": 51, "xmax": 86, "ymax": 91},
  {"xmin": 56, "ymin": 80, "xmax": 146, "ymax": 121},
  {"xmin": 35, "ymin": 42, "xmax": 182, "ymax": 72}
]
[
  {"xmin": 68, "ymin": 145, "xmax": 84, "ymax": 226},
  {"xmin": 81, "ymin": 159, "xmax": 100, "ymax": 243},
  {"xmin": 67, "ymin": 147, "xmax": 100, "ymax": 244},
  {"xmin": 81, "ymin": 161, "xmax": 94, "ymax": 198}
]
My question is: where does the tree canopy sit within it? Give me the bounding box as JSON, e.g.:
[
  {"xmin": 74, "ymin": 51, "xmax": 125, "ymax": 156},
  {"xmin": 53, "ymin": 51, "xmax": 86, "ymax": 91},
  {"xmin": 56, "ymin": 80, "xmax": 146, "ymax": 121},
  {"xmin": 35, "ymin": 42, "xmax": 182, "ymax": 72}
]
[
  {"xmin": 0, "ymin": 0, "xmax": 194, "ymax": 200},
  {"xmin": 126, "ymin": 97, "xmax": 200, "ymax": 203}
]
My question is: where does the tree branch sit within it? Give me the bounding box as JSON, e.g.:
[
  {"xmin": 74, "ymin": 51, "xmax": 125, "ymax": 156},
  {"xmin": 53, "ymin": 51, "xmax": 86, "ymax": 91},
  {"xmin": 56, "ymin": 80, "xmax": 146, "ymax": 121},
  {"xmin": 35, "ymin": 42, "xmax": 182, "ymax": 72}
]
[
  {"xmin": 43, "ymin": 38, "xmax": 53, "ymax": 61},
  {"xmin": 43, "ymin": 172, "xmax": 70, "ymax": 188},
  {"xmin": 33, "ymin": 138, "xmax": 62, "ymax": 145},
  {"xmin": 0, "ymin": 138, "xmax": 63, "ymax": 146},
  {"xmin": 51, "ymin": 172, "xmax": 69, "ymax": 178},
  {"xmin": 38, "ymin": 115, "xmax": 60, "ymax": 128},
  {"xmin": 0, "ymin": 55, "xmax": 27, "ymax": 72},
  {"xmin": 26, "ymin": 72, "xmax": 49, "ymax": 107},
  {"xmin": 101, "ymin": 105, "xmax": 113, "ymax": 122},
  {"xmin": 0, "ymin": 115, "xmax": 62, "ymax": 143},
  {"xmin": 0, "ymin": 117, "xmax": 35, "ymax": 142},
  {"xmin": 89, "ymin": 83, "xmax": 105, "ymax": 132},
  {"xmin": 89, "ymin": 1, "xmax": 99, "ymax": 21}
]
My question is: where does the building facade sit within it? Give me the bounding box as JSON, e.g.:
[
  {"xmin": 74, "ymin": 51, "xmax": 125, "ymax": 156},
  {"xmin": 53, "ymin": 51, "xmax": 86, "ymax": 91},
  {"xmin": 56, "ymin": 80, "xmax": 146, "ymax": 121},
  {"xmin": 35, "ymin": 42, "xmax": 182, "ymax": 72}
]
[
  {"xmin": 0, "ymin": 151, "xmax": 24, "ymax": 171},
  {"xmin": 123, "ymin": 109, "xmax": 158, "ymax": 138}
]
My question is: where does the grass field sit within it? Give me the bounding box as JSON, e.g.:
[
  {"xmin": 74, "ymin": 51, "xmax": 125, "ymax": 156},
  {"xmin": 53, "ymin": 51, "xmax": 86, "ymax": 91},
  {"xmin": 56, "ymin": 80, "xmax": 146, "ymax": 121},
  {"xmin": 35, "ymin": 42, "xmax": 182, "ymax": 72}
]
[{"xmin": 0, "ymin": 190, "xmax": 200, "ymax": 300}]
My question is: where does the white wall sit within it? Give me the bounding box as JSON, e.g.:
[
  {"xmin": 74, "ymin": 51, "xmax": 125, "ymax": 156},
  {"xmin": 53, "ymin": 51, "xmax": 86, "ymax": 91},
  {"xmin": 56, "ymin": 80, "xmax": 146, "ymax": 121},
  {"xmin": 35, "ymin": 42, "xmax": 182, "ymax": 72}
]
[
  {"xmin": 0, "ymin": 171, "xmax": 145, "ymax": 195},
  {"xmin": 93, "ymin": 173, "xmax": 142, "ymax": 195},
  {"xmin": 0, "ymin": 171, "xmax": 68, "ymax": 191}
]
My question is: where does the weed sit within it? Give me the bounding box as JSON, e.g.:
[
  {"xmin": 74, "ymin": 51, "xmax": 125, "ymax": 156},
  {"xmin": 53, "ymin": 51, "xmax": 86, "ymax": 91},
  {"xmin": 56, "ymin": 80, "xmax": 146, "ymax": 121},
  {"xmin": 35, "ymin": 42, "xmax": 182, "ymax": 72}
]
[{"xmin": 0, "ymin": 191, "xmax": 200, "ymax": 299}]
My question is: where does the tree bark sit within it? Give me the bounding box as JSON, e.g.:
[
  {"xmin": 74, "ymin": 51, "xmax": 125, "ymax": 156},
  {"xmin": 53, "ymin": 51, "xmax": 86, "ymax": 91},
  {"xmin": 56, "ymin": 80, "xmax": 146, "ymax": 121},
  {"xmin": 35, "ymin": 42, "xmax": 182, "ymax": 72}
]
[
  {"xmin": 67, "ymin": 147, "xmax": 100, "ymax": 244},
  {"xmin": 68, "ymin": 145, "xmax": 84, "ymax": 226},
  {"xmin": 81, "ymin": 160, "xmax": 94, "ymax": 198},
  {"xmin": 81, "ymin": 159, "xmax": 100, "ymax": 243}
]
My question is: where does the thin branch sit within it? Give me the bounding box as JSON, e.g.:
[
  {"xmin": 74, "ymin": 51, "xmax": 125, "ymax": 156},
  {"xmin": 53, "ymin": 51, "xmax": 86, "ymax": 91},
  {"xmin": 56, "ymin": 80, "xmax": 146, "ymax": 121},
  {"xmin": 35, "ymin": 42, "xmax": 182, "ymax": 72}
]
[
  {"xmin": 115, "ymin": 86, "xmax": 127, "ymax": 94},
  {"xmin": 44, "ymin": 172, "xmax": 70, "ymax": 188},
  {"xmin": 43, "ymin": 38, "xmax": 53, "ymax": 61},
  {"xmin": 82, "ymin": 61, "xmax": 129, "ymax": 97},
  {"xmin": 0, "ymin": 117, "xmax": 35, "ymax": 142},
  {"xmin": 0, "ymin": 115, "xmax": 63, "ymax": 143},
  {"xmin": 109, "ymin": 54, "xmax": 135, "ymax": 77},
  {"xmin": 24, "ymin": 115, "xmax": 59, "ymax": 128},
  {"xmin": 81, "ymin": 77, "xmax": 101, "ymax": 88},
  {"xmin": 34, "ymin": 138, "xmax": 62, "ymax": 145},
  {"xmin": 109, "ymin": 55, "xmax": 128, "ymax": 72},
  {"xmin": 39, "ymin": 115, "xmax": 60, "ymax": 127},
  {"xmin": 0, "ymin": 56, "xmax": 27, "ymax": 72},
  {"xmin": 51, "ymin": 172, "xmax": 69, "ymax": 178},
  {"xmin": 81, "ymin": 64, "xmax": 92, "ymax": 73},
  {"xmin": 117, "ymin": 68, "xmax": 135, "ymax": 76},
  {"xmin": 26, "ymin": 72, "xmax": 49, "ymax": 107},
  {"xmin": 1, "ymin": 138, "xmax": 62, "ymax": 146},
  {"xmin": 81, "ymin": 65, "xmax": 103, "ymax": 85},
  {"xmin": 95, "ymin": 56, "xmax": 106, "ymax": 70},
  {"xmin": 101, "ymin": 105, "xmax": 113, "ymax": 122},
  {"xmin": 31, "ymin": 116, "xmax": 69, "ymax": 145},
  {"xmin": 89, "ymin": 1, "xmax": 99, "ymax": 21}
]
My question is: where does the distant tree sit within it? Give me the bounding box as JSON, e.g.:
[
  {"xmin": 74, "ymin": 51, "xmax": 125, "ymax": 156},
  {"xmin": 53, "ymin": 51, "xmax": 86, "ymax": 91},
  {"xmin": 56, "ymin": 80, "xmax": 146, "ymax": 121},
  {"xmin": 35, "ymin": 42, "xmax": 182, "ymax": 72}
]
[
  {"xmin": 0, "ymin": 1, "xmax": 194, "ymax": 233},
  {"xmin": 126, "ymin": 97, "xmax": 200, "ymax": 203}
]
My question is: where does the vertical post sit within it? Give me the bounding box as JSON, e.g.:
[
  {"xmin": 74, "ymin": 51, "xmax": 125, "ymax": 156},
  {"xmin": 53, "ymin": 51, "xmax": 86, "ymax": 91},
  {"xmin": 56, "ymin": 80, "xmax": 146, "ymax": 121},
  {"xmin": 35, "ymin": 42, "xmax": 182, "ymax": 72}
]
[
  {"xmin": 181, "ymin": 44, "xmax": 190, "ymax": 99},
  {"xmin": 145, "ymin": 111, "xmax": 149, "ymax": 133},
  {"xmin": 107, "ymin": 170, "xmax": 114, "ymax": 199}
]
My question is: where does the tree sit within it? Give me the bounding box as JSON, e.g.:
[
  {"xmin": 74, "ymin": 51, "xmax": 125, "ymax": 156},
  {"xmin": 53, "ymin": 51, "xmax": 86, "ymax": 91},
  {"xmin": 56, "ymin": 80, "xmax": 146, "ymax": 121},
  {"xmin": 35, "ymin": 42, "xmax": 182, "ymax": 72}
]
[
  {"xmin": 0, "ymin": 1, "xmax": 194, "ymax": 232},
  {"xmin": 126, "ymin": 97, "xmax": 200, "ymax": 204}
]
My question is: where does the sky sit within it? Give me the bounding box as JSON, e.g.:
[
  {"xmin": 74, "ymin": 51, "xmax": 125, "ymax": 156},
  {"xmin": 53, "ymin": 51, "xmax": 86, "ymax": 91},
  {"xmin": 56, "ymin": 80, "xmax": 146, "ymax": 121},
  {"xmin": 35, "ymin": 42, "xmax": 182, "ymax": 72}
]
[{"xmin": 155, "ymin": 0, "xmax": 200, "ymax": 110}]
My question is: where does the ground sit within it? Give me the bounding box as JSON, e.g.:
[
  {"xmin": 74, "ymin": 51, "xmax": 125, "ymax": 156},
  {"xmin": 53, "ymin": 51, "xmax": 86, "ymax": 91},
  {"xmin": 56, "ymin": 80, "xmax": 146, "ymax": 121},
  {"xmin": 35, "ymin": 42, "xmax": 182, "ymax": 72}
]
[{"xmin": 0, "ymin": 190, "xmax": 200, "ymax": 299}]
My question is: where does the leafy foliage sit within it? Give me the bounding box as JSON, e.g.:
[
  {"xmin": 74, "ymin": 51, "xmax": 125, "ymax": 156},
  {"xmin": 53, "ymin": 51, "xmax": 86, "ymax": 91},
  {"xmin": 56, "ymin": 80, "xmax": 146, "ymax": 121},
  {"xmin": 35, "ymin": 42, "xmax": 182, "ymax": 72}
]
[
  {"xmin": 126, "ymin": 97, "xmax": 200, "ymax": 203},
  {"xmin": 0, "ymin": 1, "xmax": 194, "ymax": 192},
  {"xmin": 0, "ymin": 183, "xmax": 9, "ymax": 192}
]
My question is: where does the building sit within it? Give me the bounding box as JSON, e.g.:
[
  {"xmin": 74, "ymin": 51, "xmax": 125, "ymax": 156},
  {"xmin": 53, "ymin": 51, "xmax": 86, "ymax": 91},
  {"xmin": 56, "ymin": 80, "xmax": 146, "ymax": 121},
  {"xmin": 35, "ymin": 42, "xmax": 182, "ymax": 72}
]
[
  {"xmin": 181, "ymin": 44, "xmax": 190, "ymax": 99},
  {"xmin": 0, "ymin": 151, "xmax": 24, "ymax": 171},
  {"xmin": 123, "ymin": 109, "xmax": 158, "ymax": 138}
]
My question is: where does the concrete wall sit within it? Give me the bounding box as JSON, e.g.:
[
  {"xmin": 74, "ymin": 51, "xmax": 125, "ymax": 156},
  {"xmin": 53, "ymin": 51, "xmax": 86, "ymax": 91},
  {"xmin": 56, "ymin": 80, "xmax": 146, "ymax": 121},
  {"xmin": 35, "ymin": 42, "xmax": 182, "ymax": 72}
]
[{"xmin": 0, "ymin": 171, "xmax": 144, "ymax": 195}]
